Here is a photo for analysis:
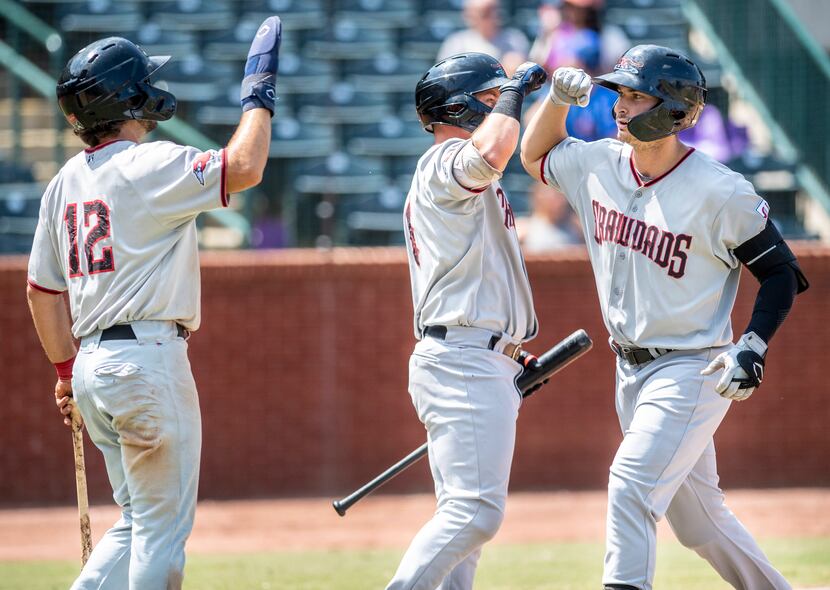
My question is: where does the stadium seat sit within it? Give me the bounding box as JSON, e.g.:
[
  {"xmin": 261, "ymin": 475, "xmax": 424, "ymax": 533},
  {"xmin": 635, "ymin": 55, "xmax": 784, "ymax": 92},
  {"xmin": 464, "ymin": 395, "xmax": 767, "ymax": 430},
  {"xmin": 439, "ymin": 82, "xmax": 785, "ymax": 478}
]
[
  {"xmin": 343, "ymin": 52, "xmax": 432, "ymax": 94},
  {"xmin": 241, "ymin": 0, "xmax": 327, "ymax": 32},
  {"xmin": 203, "ymin": 19, "xmax": 299, "ymax": 63},
  {"xmin": 270, "ymin": 117, "xmax": 338, "ymax": 160},
  {"xmin": 333, "ymin": 0, "xmax": 417, "ymax": 29},
  {"xmin": 303, "ymin": 20, "xmax": 396, "ymax": 60},
  {"xmin": 151, "ymin": 0, "xmax": 235, "ymax": 32},
  {"xmin": 154, "ymin": 53, "xmax": 230, "ymax": 102},
  {"xmin": 298, "ymin": 82, "xmax": 394, "ymax": 125},
  {"xmin": 345, "ymin": 116, "xmax": 431, "ymax": 157},
  {"xmin": 399, "ymin": 18, "xmax": 464, "ymax": 61},
  {"xmin": 134, "ymin": 23, "xmax": 197, "ymax": 57},
  {"xmin": 293, "ymin": 152, "xmax": 388, "ymax": 195},
  {"xmin": 57, "ymin": 0, "xmax": 143, "ymax": 33}
]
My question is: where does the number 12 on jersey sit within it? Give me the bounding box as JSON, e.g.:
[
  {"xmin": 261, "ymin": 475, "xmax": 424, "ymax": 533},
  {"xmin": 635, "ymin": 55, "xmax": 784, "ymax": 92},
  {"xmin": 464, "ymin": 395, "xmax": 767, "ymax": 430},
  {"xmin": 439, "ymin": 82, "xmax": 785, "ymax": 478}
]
[{"xmin": 64, "ymin": 200, "xmax": 115, "ymax": 277}]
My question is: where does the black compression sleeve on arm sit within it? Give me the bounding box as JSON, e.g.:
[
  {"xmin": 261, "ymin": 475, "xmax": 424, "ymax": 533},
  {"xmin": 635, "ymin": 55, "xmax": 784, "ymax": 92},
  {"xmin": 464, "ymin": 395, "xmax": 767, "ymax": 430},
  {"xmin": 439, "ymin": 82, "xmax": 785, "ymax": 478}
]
[
  {"xmin": 744, "ymin": 263, "xmax": 798, "ymax": 344},
  {"xmin": 491, "ymin": 88, "xmax": 524, "ymax": 121}
]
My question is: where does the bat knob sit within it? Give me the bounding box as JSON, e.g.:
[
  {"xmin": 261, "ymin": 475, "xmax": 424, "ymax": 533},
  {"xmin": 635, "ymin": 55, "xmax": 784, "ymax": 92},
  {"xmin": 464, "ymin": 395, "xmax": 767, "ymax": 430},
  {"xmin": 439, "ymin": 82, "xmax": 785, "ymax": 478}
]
[{"xmin": 332, "ymin": 500, "xmax": 347, "ymax": 516}]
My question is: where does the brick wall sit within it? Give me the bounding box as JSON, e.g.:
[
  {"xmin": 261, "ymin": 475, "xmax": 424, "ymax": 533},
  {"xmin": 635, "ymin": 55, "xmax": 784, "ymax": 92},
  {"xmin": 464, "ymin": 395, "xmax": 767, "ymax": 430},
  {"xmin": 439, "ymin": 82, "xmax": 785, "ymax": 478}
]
[{"xmin": 2, "ymin": 245, "xmax": 827, "ymax": 506}]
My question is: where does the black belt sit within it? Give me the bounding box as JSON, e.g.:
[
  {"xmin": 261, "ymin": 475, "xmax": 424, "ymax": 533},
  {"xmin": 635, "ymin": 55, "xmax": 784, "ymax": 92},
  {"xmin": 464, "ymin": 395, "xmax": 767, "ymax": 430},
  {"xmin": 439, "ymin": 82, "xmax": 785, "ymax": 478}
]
[
  {"xmin": 100, "ymin": 324, "xmax": 187, "ymax": 341},
  {"xmin": 423, "ymin": 325, "xmax": 522, "ymax": 360},
  {"xmin": 610, "ymin": 340, "xmax": 673, "ymax": 365}
]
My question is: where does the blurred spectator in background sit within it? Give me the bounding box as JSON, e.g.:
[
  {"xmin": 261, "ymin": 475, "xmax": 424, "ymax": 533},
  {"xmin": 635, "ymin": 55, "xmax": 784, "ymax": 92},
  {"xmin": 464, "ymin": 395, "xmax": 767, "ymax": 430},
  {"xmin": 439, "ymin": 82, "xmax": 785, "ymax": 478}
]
[
  {"xmin": 518, "ymin": 181, "xmax": 583, "ymax": 252},
  {"xmin": 250, "ymin": 194, "xmax": 288, "ymax": 249},
  {"xmin": 679, "ymin": 104, "xmax": 750, "ymax": 163},
  {"xmin": 530, "ymin": 0, "xmax": 629, "ymax": 74},
  {"xmin": 437, "ymin": 0, "xmax": 529, "ymax": 74}
]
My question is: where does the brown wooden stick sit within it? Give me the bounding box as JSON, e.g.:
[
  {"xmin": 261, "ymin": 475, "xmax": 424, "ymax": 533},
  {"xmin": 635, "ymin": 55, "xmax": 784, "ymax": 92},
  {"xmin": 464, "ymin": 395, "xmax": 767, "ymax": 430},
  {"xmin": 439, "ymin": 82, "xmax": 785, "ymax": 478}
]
[{"xmin": 70, "ymin": 405, "xmax": 92, "ymax": 566}]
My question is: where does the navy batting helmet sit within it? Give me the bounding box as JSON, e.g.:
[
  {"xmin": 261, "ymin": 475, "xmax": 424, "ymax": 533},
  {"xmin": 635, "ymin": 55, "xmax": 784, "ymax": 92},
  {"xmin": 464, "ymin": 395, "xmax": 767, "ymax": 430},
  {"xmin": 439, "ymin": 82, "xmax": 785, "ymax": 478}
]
[
  {"xmin": 593, "ymin": 45, "xmax": 706, "ymax": 142},
  {"xmin": 415, "ymin": 53, "xmax": 510, "ymax": 133},
  {"xmin": 57, "ymin": 37, "xmax": 177, "ymax": 131}
]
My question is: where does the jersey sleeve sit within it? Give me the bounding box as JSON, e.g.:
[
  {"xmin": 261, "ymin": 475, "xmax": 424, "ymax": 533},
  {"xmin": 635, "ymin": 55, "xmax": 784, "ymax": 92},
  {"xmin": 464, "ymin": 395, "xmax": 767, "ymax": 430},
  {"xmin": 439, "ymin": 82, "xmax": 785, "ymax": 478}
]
[
  {"xmin": 27, "ymin": 187, "xmax": 66, "ymax": 294},
  {"xmin": 433, "ymin": 138, "xmax": 503, "ymax": 203},
  {"xmin": 711, "ymin": 177, "xmax": 770, "ymax": 267},
  {"xmin": 125, "ymin": 142, "xmax": 228, "ymax": 227},
  {"xmin": 540, "ymin": 136, "xmax": 591, "ymax": 205}
]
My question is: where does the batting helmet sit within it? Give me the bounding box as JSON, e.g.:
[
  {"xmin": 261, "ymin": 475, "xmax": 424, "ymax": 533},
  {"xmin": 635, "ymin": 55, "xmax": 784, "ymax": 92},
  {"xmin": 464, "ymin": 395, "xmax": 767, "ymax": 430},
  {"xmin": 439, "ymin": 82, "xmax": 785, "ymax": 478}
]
[
  {"xmin": 415, "ymin": 53, "xmax": 510, "ymax": 133},
  {"xmin": 56, "ymin": 37, "xmax": 176, "ymax": 132},
  {"xmin": 593, "ymin": 44, "xmax": 706, "ymax": 142}
]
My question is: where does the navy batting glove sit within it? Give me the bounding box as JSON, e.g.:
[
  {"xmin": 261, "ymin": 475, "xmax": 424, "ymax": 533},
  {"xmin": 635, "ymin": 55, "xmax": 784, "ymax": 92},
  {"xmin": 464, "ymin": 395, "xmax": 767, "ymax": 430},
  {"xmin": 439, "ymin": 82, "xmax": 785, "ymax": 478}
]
[
  {"xmin": 240, "ymin": 16, "xmax": 282, "ymax": 116},
  {"xmin": 500, "ymin": 62, "xmax": 547, "ymax": 97}
]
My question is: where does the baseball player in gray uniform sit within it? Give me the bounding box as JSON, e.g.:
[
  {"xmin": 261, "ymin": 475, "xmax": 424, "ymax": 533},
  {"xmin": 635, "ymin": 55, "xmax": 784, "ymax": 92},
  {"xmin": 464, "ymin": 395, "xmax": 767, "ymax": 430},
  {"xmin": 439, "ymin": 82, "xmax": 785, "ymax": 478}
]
[
  {"xmin": 386, "ymin": 53, "xmax": 546, "ymax": 590},
  {"xmin": 520, "ymin": 45, "xmax": 808, "ymax": 590},
  {"xmin": 26, "ymin": 17, "xmax": 281, "ymax": 589}
]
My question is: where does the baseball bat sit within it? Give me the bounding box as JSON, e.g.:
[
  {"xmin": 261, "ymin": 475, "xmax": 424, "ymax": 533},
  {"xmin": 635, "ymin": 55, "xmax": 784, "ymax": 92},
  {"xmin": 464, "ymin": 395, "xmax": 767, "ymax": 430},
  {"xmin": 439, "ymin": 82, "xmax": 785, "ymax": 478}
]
[
  {"xmin": 70, "ymin": 405, "xmax": 92, "ymax": 566},
  {"xmin": 332, "ymin": 329, "xmax": 593, "ymax": 516}
]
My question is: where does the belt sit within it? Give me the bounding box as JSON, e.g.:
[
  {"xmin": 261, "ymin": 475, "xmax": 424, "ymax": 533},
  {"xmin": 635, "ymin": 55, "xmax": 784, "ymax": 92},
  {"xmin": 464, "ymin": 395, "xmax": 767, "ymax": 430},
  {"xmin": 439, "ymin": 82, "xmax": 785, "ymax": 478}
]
[
  {"xmin": 423, "ymin": 325, "xmax": 523, "ymax": 361},
  {"xmin": 610, "ymin": 340, "xmax": 673, "ymax": 366},
  {"xmin": 100, "ymin": 323, "xmax": 187, "ymax": 341}
]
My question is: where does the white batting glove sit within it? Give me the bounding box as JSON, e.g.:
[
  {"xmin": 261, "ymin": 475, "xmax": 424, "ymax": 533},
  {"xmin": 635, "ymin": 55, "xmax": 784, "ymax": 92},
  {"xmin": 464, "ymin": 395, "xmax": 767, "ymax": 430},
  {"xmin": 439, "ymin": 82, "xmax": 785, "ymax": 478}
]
[
  {"xmin": 700, "ymin": 332, "xmax": 768, "ymax": 401},
  {"xmin": 548, "ymin": 67, "xmax": 592, "ymax": 108}
]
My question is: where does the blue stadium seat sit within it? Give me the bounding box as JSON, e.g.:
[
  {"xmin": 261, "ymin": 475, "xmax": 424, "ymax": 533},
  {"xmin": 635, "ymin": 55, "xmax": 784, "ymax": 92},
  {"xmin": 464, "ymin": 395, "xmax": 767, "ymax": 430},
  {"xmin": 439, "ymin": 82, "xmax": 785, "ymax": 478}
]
[
  {"xmin": 241, "ymin": 0, "xmax": 326, "ymax": 32},
  {"xmin": 293, "ymin": 152, "xmax": 388, "ymax": 195},
  {"xmin": 270, "ymin": 117, "xmax": 338, "ymax": 160},
  {"xmin": 275, "ymin": 53, "xmax": 336, "ymax": 97},
  {"xmin": 333, "ymin": 0, "xmax": 417, "ymax": 29},
  {"xmin": 134, "ymin": 23, "xmax": 198, "ymax": 56},
  {"xmin": 303, "ymin": 19, "xmax": 396, "ymax": 60},
  {"xmin": 151, "ymin": 0, "xmax": 234, "ymax": 32},
  {"xmin": 343, "ymin": 52, "xmax": 432, "ymax": 93},
  {"xmin": 202, "ymin": 19, "xmax": 299, "ymax": 63},
  {"xmin": 399, "ymin": 18, "xmax": 464, "ymax": 61},
  {"xmin": 298, "ymin": 82, "xmax": 394, "ymax": 125},
  {"xmin": 57, "ymin": 0, "xmax": 143, "ymax": 33},
  {"xmin": 345, "ymin": 116, "xmax": 431, "ymax": 157},
  {"xmin": 154, "ymin": 53, "xmax": 230, "ymax": 102}
]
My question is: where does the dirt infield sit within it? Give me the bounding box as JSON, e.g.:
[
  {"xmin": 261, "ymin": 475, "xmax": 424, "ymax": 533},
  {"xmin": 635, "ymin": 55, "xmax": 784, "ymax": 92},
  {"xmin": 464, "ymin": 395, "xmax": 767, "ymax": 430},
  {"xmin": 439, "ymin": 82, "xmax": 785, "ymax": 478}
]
[{"xmin": 1, "ymin": 488, "xmax": 828, "ymax": 561}]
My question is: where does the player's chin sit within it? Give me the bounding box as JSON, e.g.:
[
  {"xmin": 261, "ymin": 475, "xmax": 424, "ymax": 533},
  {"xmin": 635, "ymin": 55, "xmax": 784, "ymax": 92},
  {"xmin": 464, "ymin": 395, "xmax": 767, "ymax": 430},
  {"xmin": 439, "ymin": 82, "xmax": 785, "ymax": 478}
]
[{"xmin": 617, "ymin": 129, "xmax": 634, "ymax": 144}]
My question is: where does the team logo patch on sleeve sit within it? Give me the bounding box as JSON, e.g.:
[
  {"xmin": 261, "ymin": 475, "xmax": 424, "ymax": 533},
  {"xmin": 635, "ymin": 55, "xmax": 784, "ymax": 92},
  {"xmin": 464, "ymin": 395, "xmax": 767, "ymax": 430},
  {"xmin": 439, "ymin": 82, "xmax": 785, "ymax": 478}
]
[
  {"xmin": 192, "ymin": 151, "xmax": 218, "ymax": 186},
  {"xmin": 755, "ymin": 199, "xmax": 770, "ymax": 219}
]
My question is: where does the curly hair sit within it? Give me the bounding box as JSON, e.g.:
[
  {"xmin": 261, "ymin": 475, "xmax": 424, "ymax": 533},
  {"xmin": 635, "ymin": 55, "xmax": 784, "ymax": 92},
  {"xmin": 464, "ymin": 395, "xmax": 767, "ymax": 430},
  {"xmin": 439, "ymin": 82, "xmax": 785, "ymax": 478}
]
[{"xmin": 75, "ymin": 120, "xmax": 126, "ymax": 147}]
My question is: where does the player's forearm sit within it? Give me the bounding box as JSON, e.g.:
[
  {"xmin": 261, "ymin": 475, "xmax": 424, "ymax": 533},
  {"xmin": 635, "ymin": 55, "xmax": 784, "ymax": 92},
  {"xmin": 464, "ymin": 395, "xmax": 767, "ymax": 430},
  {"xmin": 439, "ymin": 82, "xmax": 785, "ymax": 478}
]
[
  {"xmin": 471, "ymin": 113, "xmax": 520, "ymax": 172},
  {"xmin": 26, "ymin": 286, "xmax": 76, "ymax": 363},
  {"xmin": 521, "ymin": 97, "xmax": 569, "ymax": 169},
  {"xmin": 225, "ymin": 108, "xmax": 272, "ymax": 194}
]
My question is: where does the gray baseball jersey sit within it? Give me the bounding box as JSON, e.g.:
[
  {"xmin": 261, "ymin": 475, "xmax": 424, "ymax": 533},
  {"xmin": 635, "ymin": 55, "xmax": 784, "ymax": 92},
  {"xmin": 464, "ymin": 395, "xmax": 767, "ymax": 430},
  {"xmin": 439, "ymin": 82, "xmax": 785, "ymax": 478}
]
[
  {"xmin": 541, "ymin": 138, "xmax": 768, "ymax": 350},
  {"xmin": 28, "ymin": 139, "xmax": 227, "ymax": 338},
  {"xmin": 404, "ymin": 137, "xmax": 538, "ymax": 342}
]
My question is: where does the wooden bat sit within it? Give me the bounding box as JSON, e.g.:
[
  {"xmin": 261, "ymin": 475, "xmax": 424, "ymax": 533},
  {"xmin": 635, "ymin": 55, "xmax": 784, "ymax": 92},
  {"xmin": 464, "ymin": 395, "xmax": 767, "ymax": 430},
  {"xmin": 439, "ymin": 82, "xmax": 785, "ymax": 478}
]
[
  {"xmin": 332, "ymin": 329, "xmax": 593, "ymax": 516},
  {"xmin": 70, "ymin": 405, "xmax": 92, "ymax": 566}
]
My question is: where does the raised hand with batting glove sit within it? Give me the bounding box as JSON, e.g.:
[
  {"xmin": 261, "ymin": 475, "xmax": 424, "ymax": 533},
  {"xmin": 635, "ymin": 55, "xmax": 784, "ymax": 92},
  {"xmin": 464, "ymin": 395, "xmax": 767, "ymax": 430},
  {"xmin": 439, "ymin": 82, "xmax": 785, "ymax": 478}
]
[
  {"xmin": 549, "ymin": 67, "xmax": 593, "ymax": 107},
  {"xmin": 500, "ymin": 61, "xmax": 548, "ymax": 97},
  {"xmin": 701, "ymin": 332, "xmax": 767, "ymax": 401},
  {"xmin": 241, "ymin": 16, "xmax": 282, "ymax": 115}
]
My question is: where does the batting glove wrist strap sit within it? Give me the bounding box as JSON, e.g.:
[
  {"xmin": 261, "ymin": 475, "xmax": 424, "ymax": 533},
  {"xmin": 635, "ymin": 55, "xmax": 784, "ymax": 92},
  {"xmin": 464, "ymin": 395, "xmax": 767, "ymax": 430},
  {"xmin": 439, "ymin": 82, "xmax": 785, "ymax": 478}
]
[
  {"xmin": 737, "ymin": 331, "xmax": 768, "ymax": 357},
  {"xmin": 240, "ymin": 16, "xmax": 282, "ymax": 116}
]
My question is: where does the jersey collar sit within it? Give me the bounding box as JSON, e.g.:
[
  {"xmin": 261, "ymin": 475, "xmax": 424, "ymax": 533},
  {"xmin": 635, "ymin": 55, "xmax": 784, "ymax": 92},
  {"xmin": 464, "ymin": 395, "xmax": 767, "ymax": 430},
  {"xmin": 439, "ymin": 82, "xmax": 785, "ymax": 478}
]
[
  {"xmin": 84, "ymin": 139, "xmax": 133, "ymax": 154},
  {"xmin": 629, "ymin": 147, "xmax": 696, "ymax": 188}
]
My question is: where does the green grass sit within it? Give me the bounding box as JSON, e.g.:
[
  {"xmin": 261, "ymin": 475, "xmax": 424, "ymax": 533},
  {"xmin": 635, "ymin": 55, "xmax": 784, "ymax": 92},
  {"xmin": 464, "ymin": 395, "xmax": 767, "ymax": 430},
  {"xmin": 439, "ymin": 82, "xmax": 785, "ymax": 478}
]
[{"xmin": 2, "ymin": 538, "xmax": 828, "ymax": 589}]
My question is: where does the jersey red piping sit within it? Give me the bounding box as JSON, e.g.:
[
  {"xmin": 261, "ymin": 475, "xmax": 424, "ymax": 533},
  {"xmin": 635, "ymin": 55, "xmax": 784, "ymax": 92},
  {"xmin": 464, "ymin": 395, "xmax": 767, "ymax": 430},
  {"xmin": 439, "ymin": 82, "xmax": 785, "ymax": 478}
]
[
  {"xmin": 83, "ymin": 139, "xmax": 131, "ymax": 154},
  {"xmin": 629, "ymin": 147, "xmax": 696, "ymax": 187},
  {"xmin": 27, "ymin": 278, "xmax": 64, "ymax": 295},
  {"xmin": 540, "ymin": 152, "xmax": 549, "ymax": 185},
  {"xmin": 220, "ymin": 148, "xmax": 229, "ymax": 207}
]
